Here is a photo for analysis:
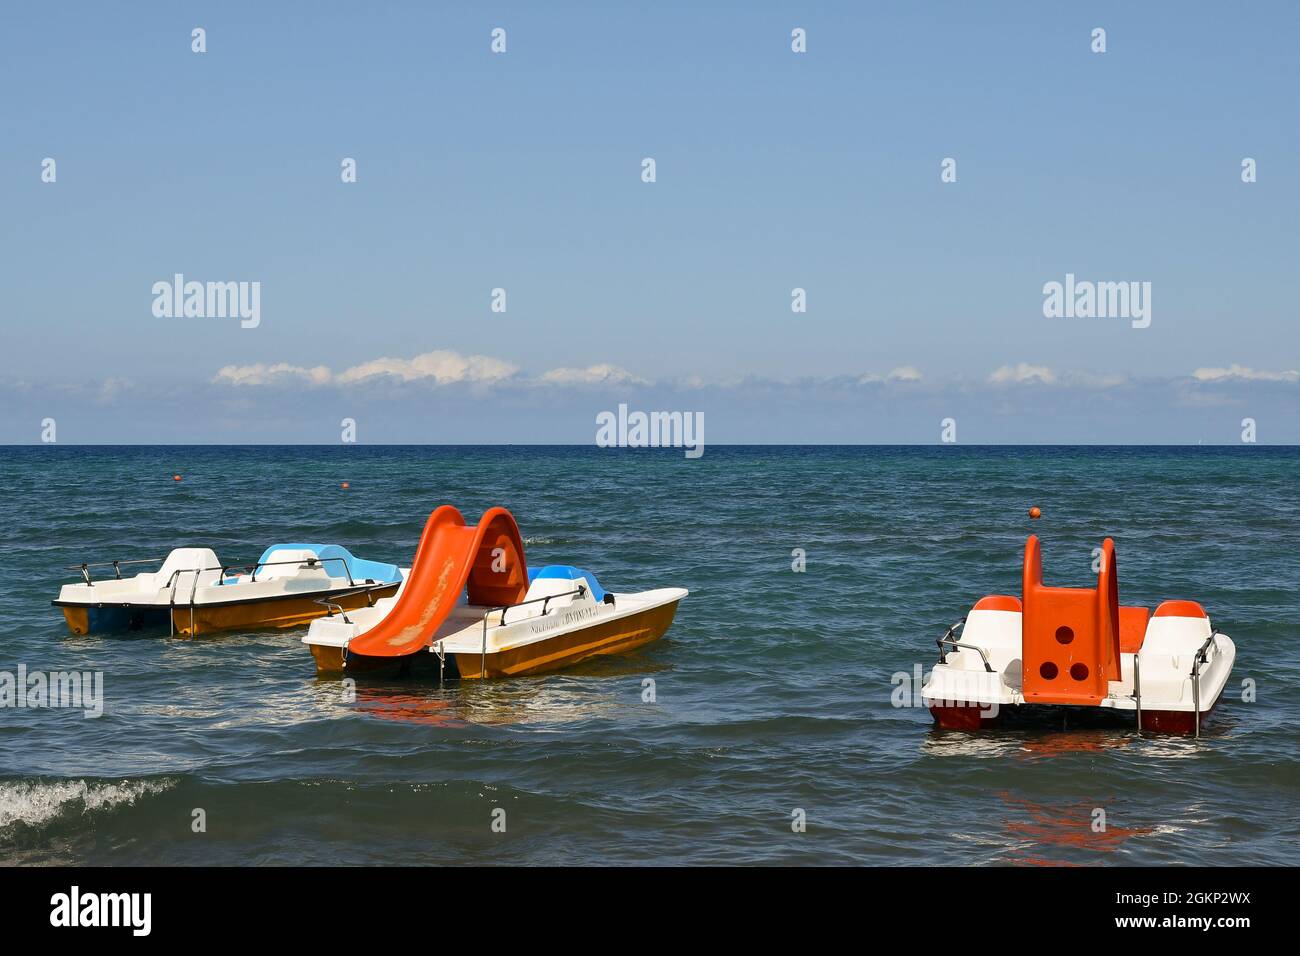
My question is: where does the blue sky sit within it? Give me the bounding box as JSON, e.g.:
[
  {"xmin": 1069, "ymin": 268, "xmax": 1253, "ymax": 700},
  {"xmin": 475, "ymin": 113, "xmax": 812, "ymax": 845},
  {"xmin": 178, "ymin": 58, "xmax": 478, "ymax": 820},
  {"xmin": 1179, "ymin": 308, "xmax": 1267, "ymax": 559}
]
[{"xmin": 2, "ymin": 1, "xmax": 1297, "ymax": 443}]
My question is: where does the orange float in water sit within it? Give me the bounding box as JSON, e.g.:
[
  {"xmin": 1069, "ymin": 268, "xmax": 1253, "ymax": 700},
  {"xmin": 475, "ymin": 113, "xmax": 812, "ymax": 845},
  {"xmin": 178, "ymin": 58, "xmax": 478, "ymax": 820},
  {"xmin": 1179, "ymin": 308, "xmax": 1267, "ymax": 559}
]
[
  {"xmin": 1028, "ymin": 506, "xmax": 1041, "ymax": 519},
  {"xmin": 341, "ymin": 482, "xmax": 350, "ymax": 490},
  {"xmin": 172, "ymin": 474, "xmax": 182, "ymax": 482}
]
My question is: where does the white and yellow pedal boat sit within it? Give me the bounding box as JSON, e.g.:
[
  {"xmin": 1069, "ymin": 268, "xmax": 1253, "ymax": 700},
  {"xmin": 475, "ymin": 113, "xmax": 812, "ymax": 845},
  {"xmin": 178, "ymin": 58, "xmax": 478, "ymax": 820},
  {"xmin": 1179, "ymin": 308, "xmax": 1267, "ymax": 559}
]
[
  {"xmin": 303, "ymin": 505, "xmax": 687, "ymax": 678},
  {"xmin": 53, "ymin": 544, "xmax": 404, "ymax": 637}
]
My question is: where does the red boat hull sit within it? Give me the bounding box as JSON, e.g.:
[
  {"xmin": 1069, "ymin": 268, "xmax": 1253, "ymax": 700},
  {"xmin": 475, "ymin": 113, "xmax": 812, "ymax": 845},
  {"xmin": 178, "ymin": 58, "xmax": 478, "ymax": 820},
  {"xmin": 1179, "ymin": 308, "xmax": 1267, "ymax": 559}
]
[{"xmin": 929, "ymin": 700, "xmax": 1219, "ymax": 735}]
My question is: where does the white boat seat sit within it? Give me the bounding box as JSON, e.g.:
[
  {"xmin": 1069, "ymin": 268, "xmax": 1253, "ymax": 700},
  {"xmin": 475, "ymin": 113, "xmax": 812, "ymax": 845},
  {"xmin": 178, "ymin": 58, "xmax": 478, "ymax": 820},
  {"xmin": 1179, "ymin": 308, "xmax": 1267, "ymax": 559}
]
[
  {"xmin": 154, "ymin": 548, "xmax": 222, "ymax": 589},
  {"xmin": 257, "ymin": 548, "xmax": 322, "ymax": 580}
]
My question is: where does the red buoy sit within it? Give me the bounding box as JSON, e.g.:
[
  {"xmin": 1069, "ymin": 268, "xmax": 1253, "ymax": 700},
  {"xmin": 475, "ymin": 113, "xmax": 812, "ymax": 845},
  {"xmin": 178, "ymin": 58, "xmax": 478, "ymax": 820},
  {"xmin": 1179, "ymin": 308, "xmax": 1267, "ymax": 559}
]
[
  {"xmin": 173, "ymin": 474, "xmax": 183, "ymax": 482},
  {"xmin": 1028, "ymin": 506, "xmax": 1041, "ymax": 519}
]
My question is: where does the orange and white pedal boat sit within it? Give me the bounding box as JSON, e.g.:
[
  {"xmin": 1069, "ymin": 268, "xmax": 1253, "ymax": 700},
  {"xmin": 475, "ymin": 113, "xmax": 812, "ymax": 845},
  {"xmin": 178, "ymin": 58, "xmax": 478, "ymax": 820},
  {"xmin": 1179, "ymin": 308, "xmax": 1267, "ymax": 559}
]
[
  {"xmin": 303, "ymin": 505, "xmax": 687, "ymax": 679},
  {"xmin": 921, "ymin": 535, "xmax": 1236, "ymax": 736}
]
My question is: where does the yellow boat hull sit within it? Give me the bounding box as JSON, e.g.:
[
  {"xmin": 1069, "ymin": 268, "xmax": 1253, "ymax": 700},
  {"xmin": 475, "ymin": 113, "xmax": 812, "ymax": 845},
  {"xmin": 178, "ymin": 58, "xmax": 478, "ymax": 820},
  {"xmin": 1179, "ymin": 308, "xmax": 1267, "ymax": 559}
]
[
  {"xmin": 457, "ymin": 599, "xmax": 680, "ymax": 678},
  {"xmin": 60, "ymin": 583, "xmax": 399, "ymax": 637},
  {"xmin": 315, "ymin": 599, "xmax": 680, "ymax": 679},
  {"xmin": 171, "ymin": 584, "xmax": 399, "ymax": 637},
  {"xmin": 60, "ymin": 606, "xmax": 93, "ymax": 635}
]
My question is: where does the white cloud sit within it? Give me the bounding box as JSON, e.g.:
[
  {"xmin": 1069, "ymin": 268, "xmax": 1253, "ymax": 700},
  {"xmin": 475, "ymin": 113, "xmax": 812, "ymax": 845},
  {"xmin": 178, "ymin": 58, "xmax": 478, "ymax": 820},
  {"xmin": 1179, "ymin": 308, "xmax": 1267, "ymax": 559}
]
[
  {"xmin": 336, "ymin": 351, "xmax": 516, "ymax": 385},
  {"xmin": 988, "ymin": 363, "xmax": 1057, "ymax": 385},
  {"xmin": 213, "ymin": 351, "xmax": 515, "ymax": 387},
  {"xmin": 96, "ymin": 377, "xmax": 132, "ymax": 402},
  {"xmin": 1192, "ymin": 364, "xmax": 1299, "ymax": 384},
  {"xmin": 213, "ymin": 362, "xmax": 332, "ymax": 386},
  {"xmin": 215, "ymin": 352, "xmax": 660, "ymax": 391},
  {"xmin": 537, "ymin": 363, "xmax": 649, "ymax": 386},
  {"xmin": 211, "ymin": 352, "xmax": 1291, "ymax": 398},
  {"xmin": 857, "ymin": 366, "xmax": 923, "ymax": 384},
  {"xmin": 984, "ymin": 365, "xmax": 1125, "ymax": 388}
]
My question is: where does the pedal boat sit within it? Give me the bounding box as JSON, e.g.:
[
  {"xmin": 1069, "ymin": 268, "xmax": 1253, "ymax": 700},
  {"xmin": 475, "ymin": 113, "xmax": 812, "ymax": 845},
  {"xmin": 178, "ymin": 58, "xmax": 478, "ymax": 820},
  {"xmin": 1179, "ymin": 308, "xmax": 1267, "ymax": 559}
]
[
  {"xmin": 303, "ymin": 505, "xmax": 687, "ymax": 679},
  {"xmin": 54, "ymin": 544, "xmax": 404, "ymax": 636},
  {"xmin": 920, "ymin": 535, "xmax": 1236, "ymax": 736}
]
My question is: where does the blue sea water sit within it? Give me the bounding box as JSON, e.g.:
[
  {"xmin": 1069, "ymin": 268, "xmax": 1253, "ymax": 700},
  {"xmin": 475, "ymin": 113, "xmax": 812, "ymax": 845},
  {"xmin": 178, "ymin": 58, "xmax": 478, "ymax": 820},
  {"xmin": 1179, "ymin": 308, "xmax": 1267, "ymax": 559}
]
[{"xmin": 0, "ymin": 445, "xmax": 1296, "ymax": 866}]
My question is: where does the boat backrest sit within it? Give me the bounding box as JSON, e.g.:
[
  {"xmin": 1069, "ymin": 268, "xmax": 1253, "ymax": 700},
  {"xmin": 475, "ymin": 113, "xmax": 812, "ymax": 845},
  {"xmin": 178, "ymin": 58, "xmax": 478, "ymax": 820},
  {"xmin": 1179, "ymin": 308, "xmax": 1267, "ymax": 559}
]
[
  {"xmin": 254, "ymin": 543, "xmax": 402, "ymax": 584},
  {"xmin": 1020, "ymin": 535, "xmax": 1122, "ymax": 705},
  {"xmin": 513, "ymin": 571, "xmax": 597, "ymax": 619},
  {"xmin": 1141, "ymin": 601, "xmax": 1212, "ymax": 654},
  {"xmin": 527, "ymin": 565, "xmax": 607, "ymax": 602},
  {"xmin": 256, "ymin": 548, "xmax": 321, "ymax": 580},
  {"xmin": 154, "ymin": 548, "xmax": 222, "ymax": 589},
  {"xmin": 959, "ymin": 596, "xmax": 1025, "ymax": 679},
  {"xmin": 315, "ymin": 545, "xmax": 402, "ymax": 584}
]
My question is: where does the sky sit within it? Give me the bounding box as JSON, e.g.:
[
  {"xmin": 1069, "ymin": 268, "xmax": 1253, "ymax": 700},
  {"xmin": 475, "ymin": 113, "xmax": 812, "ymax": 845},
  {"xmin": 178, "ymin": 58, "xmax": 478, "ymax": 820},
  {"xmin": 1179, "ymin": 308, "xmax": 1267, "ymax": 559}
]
[{"xmin": 1, "ymin": 1, "xmax": 1297, "ymax": 443}]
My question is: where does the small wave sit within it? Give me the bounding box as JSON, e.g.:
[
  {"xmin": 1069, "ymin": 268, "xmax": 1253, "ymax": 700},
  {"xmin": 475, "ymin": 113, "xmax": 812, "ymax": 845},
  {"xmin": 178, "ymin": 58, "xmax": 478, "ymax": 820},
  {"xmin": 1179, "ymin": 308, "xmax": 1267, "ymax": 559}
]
[
  {"xmin": 523, "ymin": 537, "xmax": 555, "ymax": 545},
  {"xmin": 0, "ymin": 778, "xmax": 175, "ymax": 832}
]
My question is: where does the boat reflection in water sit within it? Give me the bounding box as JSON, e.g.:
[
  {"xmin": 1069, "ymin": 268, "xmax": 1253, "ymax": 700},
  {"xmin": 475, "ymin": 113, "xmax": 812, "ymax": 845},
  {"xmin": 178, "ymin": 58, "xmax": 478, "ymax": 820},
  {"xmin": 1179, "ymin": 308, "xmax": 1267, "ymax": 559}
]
[
  {"xmin": 920, "ymin": 726, "xmax": 1138, "ymax": 760},
  {"xmin": 918, "ymin": 728, "xmax": 1191, "ymax": 864},
  {"xmin": 995, "ymin": 792, "xmax": 1160, "ymax": 866},
  {"xmin": 339, "ymin": 652, "xmax": 674, "ymax": 728}
]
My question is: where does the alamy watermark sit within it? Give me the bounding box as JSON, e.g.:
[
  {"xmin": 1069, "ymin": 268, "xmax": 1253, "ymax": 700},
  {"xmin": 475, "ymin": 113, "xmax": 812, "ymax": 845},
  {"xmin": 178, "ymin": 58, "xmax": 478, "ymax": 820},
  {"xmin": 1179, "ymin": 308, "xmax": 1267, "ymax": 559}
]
[
  {"xmin": 50, "ymin": 886, "xmax": 150, "ymax": 936},
  {"xmin": 152, "ymin": 274, "xmax": 261, "ymax": 328},
  {"xmin": 892, "ymin": 663, "xmax": 1000, "ymax": 718},
  {"xmin": 1, "ymin": 665, "xmax": 103, "ymax": 718},
  {"xmin": 1042, "ymin": 273, "xmax": 1150, "ymax": 328},
  {"xmin": 596, "ymin": 403, "xmax": 704, "ymax": 458}
]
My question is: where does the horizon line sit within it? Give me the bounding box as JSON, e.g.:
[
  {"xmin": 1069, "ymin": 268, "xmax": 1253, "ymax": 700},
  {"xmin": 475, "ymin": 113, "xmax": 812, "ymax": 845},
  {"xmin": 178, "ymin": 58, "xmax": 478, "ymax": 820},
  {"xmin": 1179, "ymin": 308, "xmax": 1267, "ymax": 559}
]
[{"xmin": 3, "ymin": 442, "xmax": 1296, "ymax": 450}]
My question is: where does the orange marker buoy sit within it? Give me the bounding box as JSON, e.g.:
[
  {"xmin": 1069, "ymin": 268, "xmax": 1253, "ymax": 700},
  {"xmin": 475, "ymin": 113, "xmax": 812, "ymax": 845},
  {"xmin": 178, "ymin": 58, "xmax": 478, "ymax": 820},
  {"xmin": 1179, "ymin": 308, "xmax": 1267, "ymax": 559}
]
[
  {"xmin": 341, "ymin": 482, "xmax": 350, "ymax": 490},
  {"xmin": 1028, "ymin": 506, "xmax": 1041, "ymax": 519},
  {"xmin": 173, "ymin": 474, "xmax": 182, "ymax": 482}
]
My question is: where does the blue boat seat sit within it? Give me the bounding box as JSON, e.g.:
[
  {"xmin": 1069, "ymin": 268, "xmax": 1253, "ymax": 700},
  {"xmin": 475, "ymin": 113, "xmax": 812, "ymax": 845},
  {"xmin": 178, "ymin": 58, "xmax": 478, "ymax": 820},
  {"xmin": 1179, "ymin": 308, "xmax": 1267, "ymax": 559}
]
[
  {"xmin": 252, "ymin": 543, "xmax": 402, "ymax": 585},
  {"xmin": 526, "ymin": 564, "xmax": 607, "ymax": 603}
]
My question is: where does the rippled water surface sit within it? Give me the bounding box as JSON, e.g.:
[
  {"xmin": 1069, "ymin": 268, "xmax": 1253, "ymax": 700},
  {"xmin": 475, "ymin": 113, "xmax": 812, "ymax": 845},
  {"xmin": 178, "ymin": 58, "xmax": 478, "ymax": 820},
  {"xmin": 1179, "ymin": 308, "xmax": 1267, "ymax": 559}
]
[{"xmin": 1, "ymin": 446, "xmax": 1296, "ymax": 865}]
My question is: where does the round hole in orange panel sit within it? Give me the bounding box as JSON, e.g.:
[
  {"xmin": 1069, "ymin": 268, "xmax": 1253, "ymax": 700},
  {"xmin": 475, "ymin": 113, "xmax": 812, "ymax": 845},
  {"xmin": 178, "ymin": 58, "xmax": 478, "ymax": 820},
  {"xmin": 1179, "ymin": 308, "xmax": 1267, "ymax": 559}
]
[
  {"xmin": 1055, "ymin": 625, "xmax": 1074, "ymax": 645},
  {"xmin": 1070, "ymin": 663, "xmax": 1089, "ymax": 681},
  {"xmin": 1038, "ymin": 662, "xmax": 1058, "ymax": 680}
]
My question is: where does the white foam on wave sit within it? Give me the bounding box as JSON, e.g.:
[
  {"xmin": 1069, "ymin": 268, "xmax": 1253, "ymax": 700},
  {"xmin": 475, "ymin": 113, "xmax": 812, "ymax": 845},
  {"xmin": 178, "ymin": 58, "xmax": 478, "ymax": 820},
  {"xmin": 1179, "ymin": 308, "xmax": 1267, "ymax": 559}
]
[{"xmin": 0, "ymin": 778, "xmax": 175, "ymax": 831}]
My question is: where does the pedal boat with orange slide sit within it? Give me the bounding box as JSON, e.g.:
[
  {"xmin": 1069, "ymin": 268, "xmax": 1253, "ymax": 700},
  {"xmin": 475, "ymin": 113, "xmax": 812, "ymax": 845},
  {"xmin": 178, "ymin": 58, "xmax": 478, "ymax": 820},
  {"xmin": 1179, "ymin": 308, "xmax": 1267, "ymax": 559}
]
[
  {"xmin": 921, "ymin": 535, "xmax": 1236, "ymax": 736},
  {"xmin": 53, "ymin": 544, "xmax": 403, "ymax": 636},
  {"xmin": 303, "ymin": 505, "xmax": 687, "ymax": 679}
]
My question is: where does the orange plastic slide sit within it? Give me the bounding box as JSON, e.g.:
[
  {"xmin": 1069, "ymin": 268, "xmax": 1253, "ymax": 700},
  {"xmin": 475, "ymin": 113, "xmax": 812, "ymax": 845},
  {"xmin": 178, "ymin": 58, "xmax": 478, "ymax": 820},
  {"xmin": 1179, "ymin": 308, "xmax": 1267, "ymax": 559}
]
[
  {"xmin": 1021, "ymin": 534, "xmax": 1122, "ymax": 706},
  {"xmin": 346, "ymin": 505, "xmax": 529, "ymax": 659}
]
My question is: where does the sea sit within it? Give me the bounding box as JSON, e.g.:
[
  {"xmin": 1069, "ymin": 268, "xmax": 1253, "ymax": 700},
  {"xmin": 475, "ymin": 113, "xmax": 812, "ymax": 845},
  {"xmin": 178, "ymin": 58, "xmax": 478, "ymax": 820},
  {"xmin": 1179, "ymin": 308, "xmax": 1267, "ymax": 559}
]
[{"xmin": 1, "ymin": 445, "xmax": 1296, "ymax": 865}]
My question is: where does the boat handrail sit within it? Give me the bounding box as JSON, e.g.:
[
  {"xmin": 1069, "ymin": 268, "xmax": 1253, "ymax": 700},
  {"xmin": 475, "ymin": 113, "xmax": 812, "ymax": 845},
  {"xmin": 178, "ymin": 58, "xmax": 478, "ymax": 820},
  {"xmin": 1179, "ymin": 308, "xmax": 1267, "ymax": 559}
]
[
  {"xmin": 494, "ymin": 586, "xmax": 588, "ymax": 628},
  {"xmin": 934, "ymin": 618, "xmax": 965, "ymax": 659},
  {"xmin": 155, "ymin": 557, "xmax": 347, "ymax": 589},
  {"xmin": 250, "ymin": 555, "xmax": 354, "ymax": 587},
  {"xmin": 311, "ymin": 582, "xmax": 392, "ymax": 624},
  {"xmin": 479, "ymin": 586, "xmax": 588, "ymax": 676},
  {"xmin": 1134, "ymin": 653, "xmax": 1143, "ymax": 732},
  {"xmin": 63, "ymin": 558, "xmax": 165, "ymax": 585},
  {"xmin": 156, "ymin": 557, "xmax": 362, "ymax": 637},
  {"xmin": 69, "ymin": 554, "xmax": 371, "ymax": 589},
  {"xmin": 1189, "ymin": 630, "xmax": 1220, "ymax": 739},
  {"xmin": 936, "ymin": 618, "xmax": 996, "ymax": 673}
]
